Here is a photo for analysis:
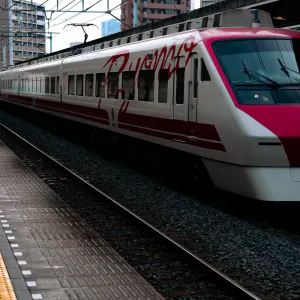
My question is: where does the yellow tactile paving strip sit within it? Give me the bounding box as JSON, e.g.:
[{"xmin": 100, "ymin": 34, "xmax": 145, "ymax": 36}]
[{"xmin": 0, "ymin": 253, "xmax": 17, "ymax": 300}]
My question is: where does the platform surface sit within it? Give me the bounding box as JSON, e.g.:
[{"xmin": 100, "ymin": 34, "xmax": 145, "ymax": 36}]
[{"xmin": 0, "ymin": 140, "xmax": 165, "ymax": 300}]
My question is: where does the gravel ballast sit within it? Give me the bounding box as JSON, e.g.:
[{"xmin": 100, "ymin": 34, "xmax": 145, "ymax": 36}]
[{"xmin": 0, "ymin": 110, "xmax": 299, "ymax": 300}]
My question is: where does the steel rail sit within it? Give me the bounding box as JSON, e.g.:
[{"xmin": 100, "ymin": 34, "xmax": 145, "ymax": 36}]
[{"xmin": 0, "ymin": 122, "xmax": 261, "ymax": 300}]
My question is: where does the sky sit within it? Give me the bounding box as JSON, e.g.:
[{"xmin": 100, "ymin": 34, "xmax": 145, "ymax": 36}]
[{"xmin": 33, "ymin": 0, "xmax": 200, "ymax": 53}]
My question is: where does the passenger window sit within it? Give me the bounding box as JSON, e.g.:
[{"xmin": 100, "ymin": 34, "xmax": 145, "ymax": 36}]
[
  {"xmin": 51, "ymin": 76, "xmax": 55, "ymax": 94},
  {"xmin": 37, "ymin": 79, "xmax": 40, "ymax": 93},
  {"xmin": 35, "ymin": 78, "xmax": 37, "ymax": 92},
  {"xmin": 176, "ymin": 68, "xmax": 185, "ymax": 104},
  {"xmin": 201, "ymin": 58, "xmax": 211, "ymax": 82},
  {"xmin": 56, "ymin": 76, "xmax": 59, "ymax": 94},
  {"xmin": 138, "ymin": 70, "xmax": 154, "ymax": 102},
  {"xmin": 108, "ymin": 72, "xmax": 119, "ymax": 98},
  {"xmin": 96, "ymin": 73, "xmax": 105, "ymax": 97},
  {"xmin": 41, "ymin": 78, "xmax": 44, "ymax": 93},
  {"xmin": 193, "ymin": 58, "xmax": 198, "ymax": 98},
  {"xmin": 45, "ymin": 77, "xmax": 50, "ymax": 93},
  {"xmin": 76, "ymin": 75, "xmax": 83, "ymax": 96},
  {"xmin": 158, "ymin": 69, "xmax": 168, "ymax": 103},
  {"xmin": 122, "ymin": 71, "xmax": 135, "ymax": 100},
  {"xmin": 85, "ymin": 74, "xmax": 93, "ymax": 97},
  {"xmin": 68, "ymin": 75, "xmax": 75, "ymax": 95}
]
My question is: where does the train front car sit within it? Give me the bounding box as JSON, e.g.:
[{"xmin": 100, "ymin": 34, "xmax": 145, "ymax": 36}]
[{"xmin": 200, "ymin": 28, "xmax": 300, "ymax": 201}]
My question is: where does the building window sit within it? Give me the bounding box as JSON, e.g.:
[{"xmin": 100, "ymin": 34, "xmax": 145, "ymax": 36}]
[
  {"xmin": 76, "ymin": 75, "xmax": 83, "ymax": 96},
  {"xmin": 96, "ymin": 73, "xmax": 105, "ymax": 97},
  {"xmin": 138, "ymin": 70, "xmax": 154, "ymax": 102},
  {"xmin": 51, "ymin": 76, "xmax": 55, "ymax": 94},
  {"xmin": 85, "ymin": 74, "xmax": 93, "ymax": 97},
  {"xmin": 176, "ymin": 68, "xmax": 184, "ymax": 104},
  {"xmin": 68, "ymin": 75, "xmax": 75, "ymax": 95},
  {"xmin": 165, "ymin": 9, "xmax": 174, "ymax": 14},
  {"xmin": 122, "ymin": 71, "xmax": 135, "ymax": 100},
  {"xmin": 108, "ymin": 73, "xmax": 119, "ymax": 98}
]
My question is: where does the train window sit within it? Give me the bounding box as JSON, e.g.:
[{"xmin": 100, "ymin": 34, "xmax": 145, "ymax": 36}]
[
  {"xmin": 122, "ymin": 71, "xmax": 135, "ymax": 100},
  {"xmin": 45, "ymin": 77, "xmax": 50, "ymax": 93},
  {"xmin": 96, "ymin": 73, "xmax": 105, "ymax": 97},
  {"xmin": 35, "ymin": 78, "xmax": 38, "ymax": 93},
  {"xmin": 108, "ymin": 73, "xmax": 119, "ymax": 98},
  {"xmin": 37, "ymin": 78, "xmax": 40, "ymax": 93},
  {"xmin": 85, "ymin": 74, "xmax": 93, "ymax": 97},
  {"xmin": 193, "ymin": 58, "xmax": 198, "ymax": 98},
  {"xmin": 56, "ymin": 76, "xmax": 59, "ymax": 94},
  {"xmin": 138, "ymin": 34, "xmax": 142, "ymax": 41},
  {"xmin": 51, "ymin": 77, "xmax": 55, "ymax": 94},
  {"xmin": 186, "ymin": 21, "xmax": 191, "ymax": 30},
  {"xmin": 158, "ymin": 69, "xmax": 168, "ymax": 103},
  {"xmin": 201, "ymin": 58, "xmax": 211, "ymax": 82},
  {"xmin": 138, "ymin": 70, "xmax": 154, "ymax": 102},
  {"xmin": 40, "ymin": 78, "xmax": 44, "ymax": 93},
  {"xmin": 150, "ymin": 31, "xmax": 154, "ymax": 38},
  {"xmin": 76, "ymin": 75, "xmax": 83, "ymax": 96},
  {"xmin": 68, "ymin": 75, "xmax": 75, "ymax": 95},
  {"xmin": 176, "ymin": 68, "xmax": 185, "ymax": 104},
  {"xmin": 127, "ymin": 37, "xmax": 131, "ymax": 43},
  {"xmin": 162, "ymin": 28, "xmax": 168, "ymax": 36}
]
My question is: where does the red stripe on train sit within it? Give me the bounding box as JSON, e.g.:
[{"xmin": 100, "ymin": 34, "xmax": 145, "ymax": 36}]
[
  {"xmin": 118, "ymin": 112, "xmax": 221, "ymax": 141},
  {"xmin": 0, "ymin": 94, "xmax": 225, "ymax": 151}
]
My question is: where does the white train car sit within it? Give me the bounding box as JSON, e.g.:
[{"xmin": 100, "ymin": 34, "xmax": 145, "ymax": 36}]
[{"xmin": 1, "ymin": 8, "xmax": 300, "ymax": 201}]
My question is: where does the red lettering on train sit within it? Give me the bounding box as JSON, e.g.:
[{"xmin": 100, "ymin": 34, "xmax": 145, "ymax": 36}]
[{"xmin": 102, "ymin": 35, "xmax": 200, "ymax": 82}]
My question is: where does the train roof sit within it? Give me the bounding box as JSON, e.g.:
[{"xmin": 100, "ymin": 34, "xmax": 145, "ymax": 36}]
[
  {"xmin": 9, "ymin": 5, "xmax": 274, "ymax": 70},
  {"xmin": 199, "ymin": 27, "xmax": 300, "ymax": 42}
]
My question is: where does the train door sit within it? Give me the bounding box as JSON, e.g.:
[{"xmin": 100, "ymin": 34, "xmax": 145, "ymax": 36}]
[
  {"xmin": 188, "ymin": 54, "xmax": 198, "ymax": 138},
  {"xmin": 173, "ymin": 57, "xmax": 188, "ymax": 143}
]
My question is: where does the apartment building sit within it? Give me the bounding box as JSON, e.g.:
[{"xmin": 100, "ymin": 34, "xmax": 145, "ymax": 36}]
[
  {"xmin": 101, "ymin": 19, "xmax": 121, "ymax": 37},
  {"xmin": 0, "ymin": 0, "xmax": 46, "ymax": 70},
  {"xmin": 121, "ymin": 0, "xmax": 190, "ymax": 31}
]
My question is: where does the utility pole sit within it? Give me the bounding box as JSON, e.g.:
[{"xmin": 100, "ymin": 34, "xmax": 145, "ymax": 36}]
[{"xmin": 44, "ymin": 11, "xmax": 53, "ymax": 53}]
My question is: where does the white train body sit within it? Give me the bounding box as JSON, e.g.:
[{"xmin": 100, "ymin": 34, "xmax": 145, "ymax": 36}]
[{"xmin": 1, "ymin": 24, "xmax": 300, "ymax": 201}]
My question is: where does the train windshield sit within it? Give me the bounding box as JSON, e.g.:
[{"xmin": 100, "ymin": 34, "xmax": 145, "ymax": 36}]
[{"xmin": 213, "ymin": 39, "xmax": 300, "ymax": 104}]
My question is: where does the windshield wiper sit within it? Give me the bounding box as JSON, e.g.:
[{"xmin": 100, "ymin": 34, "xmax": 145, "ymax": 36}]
[
  {"xmin": 242, "ymin": 60, "xmax": 281, "ymax": 89},
  {"xmin": 278, "ymin": 58, "xmax": 300, "ymax": 83}
]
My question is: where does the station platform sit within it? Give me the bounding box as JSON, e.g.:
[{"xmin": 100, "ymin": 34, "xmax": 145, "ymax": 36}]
[{"xmin": 0, "ymin": 139, "xmax": 165, "ymax": 300}]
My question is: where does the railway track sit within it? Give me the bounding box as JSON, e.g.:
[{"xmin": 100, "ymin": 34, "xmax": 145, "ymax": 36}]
[{"xmin": 0, "ymin": 122, "xmax": 261, "ymax": 300}]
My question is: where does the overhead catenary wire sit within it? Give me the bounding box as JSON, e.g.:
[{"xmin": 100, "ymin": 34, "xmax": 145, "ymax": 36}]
[{"xmin": 1, "ymin": 0, "xmax": 125, "ymax": 66}]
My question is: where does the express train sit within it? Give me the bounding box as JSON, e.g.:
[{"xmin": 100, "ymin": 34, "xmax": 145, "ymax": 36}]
[{"xmin": 1, "ymin": 8, "xmax": 300, "ymax": 202}]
